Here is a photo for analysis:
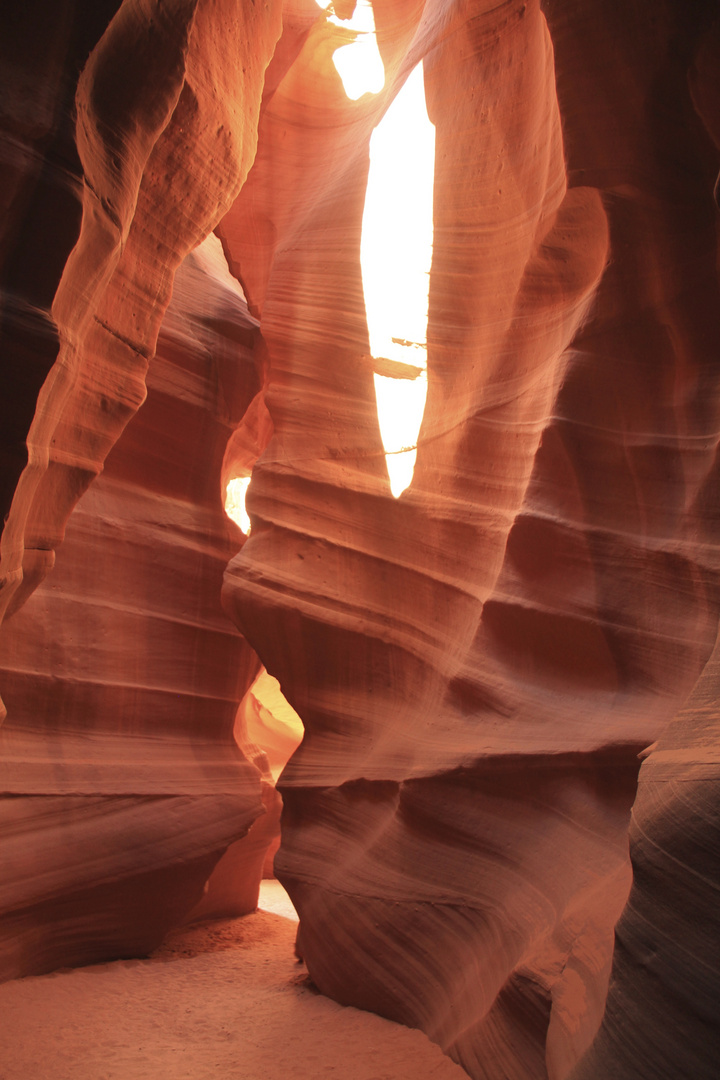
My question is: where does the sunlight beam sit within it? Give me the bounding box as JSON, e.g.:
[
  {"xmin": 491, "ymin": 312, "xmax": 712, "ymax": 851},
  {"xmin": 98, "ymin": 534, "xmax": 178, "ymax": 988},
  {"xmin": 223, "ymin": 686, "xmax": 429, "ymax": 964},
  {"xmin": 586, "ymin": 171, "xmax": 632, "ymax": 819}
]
[
  {"xmin": 315, "ymin": 0, "xmax": 385, "ymax": 100},
  {"xmin": 225, "ymin": 476, "xmax": 252, "ymax": 534},
  {"xmin": 361, "ymin": 62, "xmax": 435, "ymax": 497},
  {"xmin": 313, "ymin": 3, "xmax": 435, "ymax": 497}
]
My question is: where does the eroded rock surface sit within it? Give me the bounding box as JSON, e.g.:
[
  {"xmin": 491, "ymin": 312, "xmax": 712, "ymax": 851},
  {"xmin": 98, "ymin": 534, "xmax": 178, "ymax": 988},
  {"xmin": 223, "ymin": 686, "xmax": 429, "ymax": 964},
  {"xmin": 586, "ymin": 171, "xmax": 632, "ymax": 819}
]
[
  {"xmin": 220, "ymin": 1, "xmax": 720, "ymax": 1077},
  {"xmin": 569, "ymin": 633, "xmax": 720, "ymax": 1080},
  {"xmin": 0, "ymin": 237, "xmax": 271, "ymax": 978},
  {"xmin": 0, "ymin": 0, "xmax": 286, "ymax": 980},
  {"xmin": 1, "ymin": 2, "xmax": 719, "ymax": 1079}
]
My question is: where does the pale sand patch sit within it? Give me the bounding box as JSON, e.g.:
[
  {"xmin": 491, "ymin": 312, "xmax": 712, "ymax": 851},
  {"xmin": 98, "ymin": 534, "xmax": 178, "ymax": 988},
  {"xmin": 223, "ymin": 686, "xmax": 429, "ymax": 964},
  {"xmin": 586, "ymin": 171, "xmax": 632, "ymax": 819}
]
[
  {"xmin": 0, "ymin": 882, "xmax": 466, "ymax": 1080},
  {"xmin": 258, "ymin": 879, "xmax": 299, "ymax": 921}
]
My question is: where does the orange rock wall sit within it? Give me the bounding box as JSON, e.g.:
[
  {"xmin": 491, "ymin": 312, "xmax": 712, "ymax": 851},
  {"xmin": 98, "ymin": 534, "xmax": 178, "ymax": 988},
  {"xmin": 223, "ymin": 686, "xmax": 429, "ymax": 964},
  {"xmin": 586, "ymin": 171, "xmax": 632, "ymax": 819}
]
[
  {"xmin": 220, "ymin": 1, "xmax": 720, "ymax": 1077},
  {"xmin": 570, "ymin": 636, "xmax": 720, "ymax": 1080},
  {"xmin": 0, "ymin": 238, "xmax": 271, "ymax": 979},
  {"xmin": 1, "ymin": 1, "xmax": 719, "ymax": 1078},
  {"xmin": 0, "ymin": 0, "xmax": 285, "ymax": 979}
]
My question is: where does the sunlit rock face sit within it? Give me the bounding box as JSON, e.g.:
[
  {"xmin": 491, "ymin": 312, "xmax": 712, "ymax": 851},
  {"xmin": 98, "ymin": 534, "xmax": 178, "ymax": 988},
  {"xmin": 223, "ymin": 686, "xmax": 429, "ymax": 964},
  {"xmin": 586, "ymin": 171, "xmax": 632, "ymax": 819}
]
[
  {"xmin": 1, "ymin": 0, "xmax": 720, "ymax": 1078},
  {"xmin": 0, "ymin": 236, "xmax": 270, "ymax": 980},
  {"xmin": 0, "ymin": 0, "xmax": 284, "ymax": 980},
  {"xmin": 220, "ymin": 1, "xmax": 720, "ymax": 1078},
  {"xmin": 0, "ymin": 0, "xmax": 123, "ymax": 621},
  {"xmin": 0, "ymin": 0, "xmax": 284, "ymax": 634}
]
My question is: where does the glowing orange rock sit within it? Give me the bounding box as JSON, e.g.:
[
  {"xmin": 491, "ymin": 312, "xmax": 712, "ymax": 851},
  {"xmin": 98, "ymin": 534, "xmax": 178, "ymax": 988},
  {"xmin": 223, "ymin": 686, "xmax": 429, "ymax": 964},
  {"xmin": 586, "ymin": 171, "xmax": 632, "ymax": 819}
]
[{"xmin": 1, "ymin": 3, "xmax": 720, "ymax": 1079}]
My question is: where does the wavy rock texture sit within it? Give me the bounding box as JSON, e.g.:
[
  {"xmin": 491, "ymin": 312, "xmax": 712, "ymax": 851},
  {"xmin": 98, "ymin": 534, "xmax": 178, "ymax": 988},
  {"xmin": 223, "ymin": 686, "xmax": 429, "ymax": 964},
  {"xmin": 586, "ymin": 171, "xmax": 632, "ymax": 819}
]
[
  {"xmin": 218, "ymin": 1, "xmax": 720, "ymax": 1078},
  {"xmin": 0, "ymin": 236, "xmax": 272, "ymax": 980},
  {"xmin": 569, "ymin": 634, "xmax": 720, "ymax": 1080},
  {"xmin": 0, "ymin": 0, "xmax": 285, "ymax": 980},
  {"xmin": 0, "ymin": 0, "xmax": 283, "ymax": 647},
  {"xmin": 1, "ymin": 1, "xmax": 719, "ymax": 1078},
  {"xmin": 0, "ymin": 0, "xmax": 124, "ymax": 621},
  {"xmin": 0, "ymin": 2, "xmax": 118, "ymax": 500}
]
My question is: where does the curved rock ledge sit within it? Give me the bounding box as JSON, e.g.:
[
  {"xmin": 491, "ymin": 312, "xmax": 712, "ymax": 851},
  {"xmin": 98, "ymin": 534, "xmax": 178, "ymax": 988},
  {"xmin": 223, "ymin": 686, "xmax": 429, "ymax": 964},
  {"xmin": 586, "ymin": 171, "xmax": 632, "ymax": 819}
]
[
  {"xmin": 0, "ymin": 235, "xmax": 269, "ymax": 978},
  {"xmin": 1, "ymin": 2, "xmax": 719, "ymax": 1078}
]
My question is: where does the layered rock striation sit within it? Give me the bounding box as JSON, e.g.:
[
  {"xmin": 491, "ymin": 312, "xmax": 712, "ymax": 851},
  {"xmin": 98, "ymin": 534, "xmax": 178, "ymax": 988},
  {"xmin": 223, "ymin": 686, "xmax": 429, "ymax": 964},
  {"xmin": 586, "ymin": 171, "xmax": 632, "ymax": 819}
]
[
  {"xmin": 220, "ymin": 1, "xmax": 720, "ymax": 1076},
  {"xmin": 570, "ymin": 635, "xmax": 720, "ymax": 1080},
  {"xmin": 0, "ymin": 235, "xmax": 272, "ymax": 979},
  {"xmin": 1, "ymin": 1, "xmax": 719, "ymax": 1079},
  {"xmin": 0, "ymin": 0, "xmax": 287, "ymax": 979}
]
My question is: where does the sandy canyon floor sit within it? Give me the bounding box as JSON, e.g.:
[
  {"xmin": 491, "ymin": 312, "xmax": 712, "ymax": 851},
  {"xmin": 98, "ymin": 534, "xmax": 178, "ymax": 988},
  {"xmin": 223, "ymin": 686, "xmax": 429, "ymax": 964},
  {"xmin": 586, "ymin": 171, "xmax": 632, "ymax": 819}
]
[{"xmin": 0, "ymin": 882, "xmax": 466, "ymax": 1080}]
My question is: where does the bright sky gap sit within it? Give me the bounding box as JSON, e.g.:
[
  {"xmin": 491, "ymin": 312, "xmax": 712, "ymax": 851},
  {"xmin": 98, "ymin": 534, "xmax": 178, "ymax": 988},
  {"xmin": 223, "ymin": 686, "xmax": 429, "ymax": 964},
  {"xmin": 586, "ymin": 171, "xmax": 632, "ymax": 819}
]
[
  {"xmin": 319, "ymin": 1, "xmax": 436, "ymax": 498},
  {"xmin": 227, "ymin": 5, "xmax": 436, "ymax": 527}
]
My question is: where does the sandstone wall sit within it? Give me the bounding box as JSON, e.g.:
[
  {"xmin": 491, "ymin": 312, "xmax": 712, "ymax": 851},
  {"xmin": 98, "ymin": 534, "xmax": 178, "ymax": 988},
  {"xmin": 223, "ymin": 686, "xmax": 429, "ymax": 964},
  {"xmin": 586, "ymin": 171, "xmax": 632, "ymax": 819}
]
[
  {"xmin": 221, "ymin": 1, "xmax": 720, "ymax": 1076},
  {"xmin": 0, "ymin": 0, "xmax": 285, "ymax": 978},
  {"xmin": 0, "ymin": 236, "xmax": 273, "ymax": 978},
  {"xmin": 1, "ymin": 1, "xmax": 719, "ymax": 1078}
]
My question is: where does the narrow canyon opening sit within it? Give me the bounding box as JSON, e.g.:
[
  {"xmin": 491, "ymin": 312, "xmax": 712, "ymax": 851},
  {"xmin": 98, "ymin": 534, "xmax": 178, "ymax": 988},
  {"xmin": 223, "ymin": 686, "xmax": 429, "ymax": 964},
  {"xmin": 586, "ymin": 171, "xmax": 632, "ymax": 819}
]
[
  {"xmin": 318, "ymin": 0, "xmax": 435, "ymax": 498},
  {"xmin": 224, "ymin": 474, "xmax": 252, "ymax": 535},
  {"xmin": 223, "ymin": 485, "xmax": 305, "ymax": 905},
  {"xmin": 1, "ymin": 3, "xmax": 719, "ymax": 1080},
  {"xmin": 362, "ymin": 59, "xmax": 434, "ymax": 497}
]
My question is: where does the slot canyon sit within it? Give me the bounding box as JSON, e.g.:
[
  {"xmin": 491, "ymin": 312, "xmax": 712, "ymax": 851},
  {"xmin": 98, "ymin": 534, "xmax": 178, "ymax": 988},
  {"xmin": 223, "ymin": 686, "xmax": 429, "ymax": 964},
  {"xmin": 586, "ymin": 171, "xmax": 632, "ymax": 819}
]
[{"xmin": 1, "ymin": 0, "xmax": 719, "ymax": 1077}]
